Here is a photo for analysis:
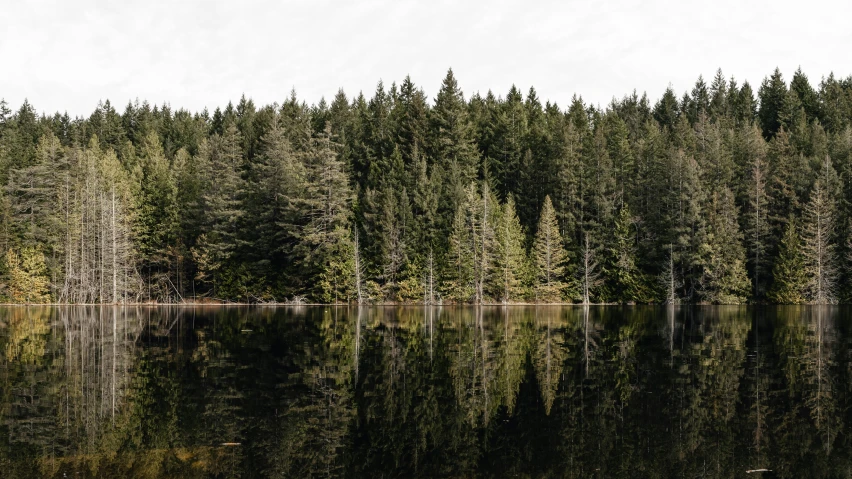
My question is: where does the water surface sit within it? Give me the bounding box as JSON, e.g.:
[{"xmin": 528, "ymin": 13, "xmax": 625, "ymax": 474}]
[{"xmin": 1, "ymin": 306, "xmax": 850, "ymax": 478}]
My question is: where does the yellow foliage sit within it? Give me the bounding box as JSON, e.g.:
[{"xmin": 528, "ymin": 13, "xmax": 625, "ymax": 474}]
[
  {"xmin": 4, "ymin": 306, "xmax": 50, "ymax": 363},
  {"xmin": 5, "ymin": 247, "xmax": 50, "ymax": 303}
]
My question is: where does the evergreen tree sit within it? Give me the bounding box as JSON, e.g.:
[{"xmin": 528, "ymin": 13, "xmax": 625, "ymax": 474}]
[
  {"xmin": 790, "ymin": 67, "xmax": 820, "ymax": 123},
  {"xmin": 430, "ymin": 69, "xmax": 480, "ymax": 241},
  {"xmin": 471, "ymin": 180, "xmax": 498, "ymax": 303},
  {"xmin": 552, "ymin": 120, "xmax": 581, "ymax": 240},
  {"xmin": 768, "ymin": 220, "xmax": 807, "ymax": 304},
  {"xmin": 818, "ymin": 73, "xmax": 851, "ymax": 133},
  {"xmin": 758, "ymin": 68, "xmax": 788, "ymax": 139},
  {"xmin": 732, "ymin": 80, "xmax": 758, "ymax": 127},
  {"xmin": 609, "ymin": 204, "xmax": 648, "ymax": 303},
  {"xmin": 687, "ymin": 75, "xmax": 710, "ymax": 125},
  {"xmin": 300, "ymin": 125, "xmax": 354, "ymax": 302},
  {"xmin": 663, "ymin": 148, "xmax": 705, "ymax": 300},
  {"xmin": 446, "ymin": 194, "xmax": 474, "ymax": 302},
  {"xmin": 698, "ymin": 188, "xmax": 751, "ymax": 304},
  {"xmin": 248, "ymin": 119, "xmax": 308, "ymax": 293},
  {"xmin": 495, "ymin": 195, "xmax": 527, "ymax": 302},
  {"xmin": 409, "ymin": 145, "xmax": 438, "ymax": 250},
  {"xmin": 743, "ymin": 124, "xmax": 770, "ymax": 298},
  {"xmin": 379, "ymin": 185, "xmax": 406, "ymax": 300},
  {"xmin": 709, "ymin": 68, "xmax": 729, "ymax": 121},
  {"xmin": 136, "ymin": 131, "xmax": 179, "ymax": 296},
  {"xmin": 194, "ymin": 125, "xmax": 246, "ymax": 296},
  {"xmin": 533, "ymin": 196, "xmax": 569, "ymax": 301},
  {"xmin": 5, "ymin": 132, "xmax": 67, "ymax": 251},
  {"xmin": 653, "ymin": 87, "xmax": 680, "ymax": 132}
]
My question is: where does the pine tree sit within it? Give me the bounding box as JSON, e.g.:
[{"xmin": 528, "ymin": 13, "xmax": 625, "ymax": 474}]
[
  {"xmin": 653, "ymin": 87, "xmax": 680, "ymax": 132},
  {"xmin": 5, "ymin": 132, "xmax": 68, "ymax": 253},
  {"xmin": 709, "ymin": 68, "xmax": 729, "ymax": 121},
  {"xmin": 194, "ymin": 125, "xmax": 246, "ymax": 296},
  {"xmin": 553, "ymin": 117, "xmax": 581, "ymax": 240},
  {"xmin": 300, "ymin": 125, "xmax": 354, "ymax": 302},
  {"xmin": 379, "ymin": 186, "xmax": 406, "ymax": 300},
  {"xmin": 533, "ymin": 196, "xmax": 569, "ymax": 302},
  {"xmin": 248, "ymin": 118, "xmax": 309, "ymax": 293},
  {"xmin": 407, "ymin": 146, "xmax": 439, "ymax": 258},
  {"xmin": 687, "ymin": 75, "xmax": 710, "ymax": 125},
  {"xmin": 790, "ymin": 67, "xmax": 820, "ymax": 123},
  {"xmin": 664, "ymin": 148, "xmax": 705, "ymax": 300},
  {"xmin": 768, "ymin": 220, "xmax": 807, "ymax": 304},
  {"xmin": 743, "ymin": 124, "xmax": 770, "ymax": 298},
  {"xmin": 496, "ymin": 195, "xmax": 527, "ymax": 302},
  {"xmin": 698, "ymin": 188, "xmax": 751, "ymax": 304},
  {"xmin": 446, "ymin": 195, "xmax": 474, "ymax": 302},
  {"xmin": 472, "ymin": 180, "xmax": 498, "ymax": 303},
  {"xmin": 430, "ymin": 69, "xmax": 480, "ymax": 241},
  {"xmin": 758, "ymin": 68, "xmax": 788, "ymax": 139},
  {"xmin": 609, "ymin": 204, "xmax": 647, "ymax": 303},
  {"xmin": 137, "ymin": 131, "xmax": 179, "ymax": 297}
]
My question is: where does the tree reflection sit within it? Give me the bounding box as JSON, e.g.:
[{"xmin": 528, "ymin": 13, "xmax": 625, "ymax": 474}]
[{"xmin": 1, "ymin": 305, "xmax": 851, "ymax": 477}]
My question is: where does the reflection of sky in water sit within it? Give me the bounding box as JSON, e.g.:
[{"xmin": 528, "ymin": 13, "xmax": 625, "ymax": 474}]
[{"xmin": 0, "ymin": 306, "xmax": 849, "ymax": 478}]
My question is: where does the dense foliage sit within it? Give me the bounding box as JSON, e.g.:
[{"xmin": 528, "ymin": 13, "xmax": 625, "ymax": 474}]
[{"xmin": 2, "ymin": 67, "xmax": 852, "ymax": 303}]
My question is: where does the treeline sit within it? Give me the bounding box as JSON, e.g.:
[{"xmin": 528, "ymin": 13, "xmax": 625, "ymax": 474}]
[{"xmin": 1, "ymin": 67, "xmax": 852, "ymax": 304}]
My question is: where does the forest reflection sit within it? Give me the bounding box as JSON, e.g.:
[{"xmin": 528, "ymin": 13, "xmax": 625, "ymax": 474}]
[{"xmin": 1, "ymin": 306, "xmax": 850, "ymax": 478}]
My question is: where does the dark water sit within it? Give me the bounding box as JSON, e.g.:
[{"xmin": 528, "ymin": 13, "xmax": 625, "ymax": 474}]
[{"xmin": 1, "ymin": 306, "xmax": 851, "ymax": 478}]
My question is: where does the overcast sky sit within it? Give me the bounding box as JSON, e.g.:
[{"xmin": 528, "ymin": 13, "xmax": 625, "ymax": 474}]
[{"xmin": 3, "ymin": 0, "xmax": 851, "ymax": 117}]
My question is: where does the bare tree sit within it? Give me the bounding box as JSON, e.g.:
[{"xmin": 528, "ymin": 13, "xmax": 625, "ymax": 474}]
[
  {"xmin": 424, "ymin": 248, "xmax": 435, "ymax": 305},
  {"xmin": 802, "ymin": 168, "xmax": 837, "ymax": 304},
  {"xmin": 661, "ymin": 244, "xmax": 682, "ymax": 305},
  {"xmin": 579, "ymin": 231, "xmax": 600, "ymax": 305},
  {"xmin": 353, "ymin": 227, "xmax": 364, "ymax": 304}
]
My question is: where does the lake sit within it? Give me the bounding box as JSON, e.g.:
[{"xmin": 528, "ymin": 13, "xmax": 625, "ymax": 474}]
[{"xmin": 0, "ymin": 305, "xmax": 850, "ymax": 477}]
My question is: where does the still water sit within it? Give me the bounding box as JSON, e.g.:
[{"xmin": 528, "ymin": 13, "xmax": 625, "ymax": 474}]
[{"xmin": 0, "ymin": 306, "xmax": 850, "ymax": 478}]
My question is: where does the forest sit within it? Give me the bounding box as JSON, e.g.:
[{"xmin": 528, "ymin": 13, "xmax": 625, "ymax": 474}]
[{"xmin": 1, "ymin": 67, "xmax": 852, "ymax": 304}]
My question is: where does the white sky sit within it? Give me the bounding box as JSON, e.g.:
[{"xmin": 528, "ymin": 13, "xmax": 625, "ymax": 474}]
[{"xmin": 2, "ymin": 0, "xmax": 851, "ymax": 117}]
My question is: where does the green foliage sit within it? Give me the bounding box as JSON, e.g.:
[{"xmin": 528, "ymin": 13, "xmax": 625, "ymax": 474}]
[
  {"xmin": 698, "ymin": 189, "xmax": 751, "ymax": 304},
  {"xmin": 496, "ymin": 195, "xmax": 528, "ymax": 302},
  {"xmin": 1, "ymin": 67, "xmax": 852, "ymax": 303},
  {"xmin": 445, "ymin": 194, "xmax": 474, "ymax": 302},
  {"xmin": 533, "ymin": 196, "xmax": 570, "ymax": 302},
  {"xmin": 299, "ymin": 126, "xmax": 354, "ymax": 302},
  {"xmin": 768, "ymin": 220, "xmax": 808, "ymax": 304},
  {"xmin": 608, "ymin": 204, "xmax": 653, "ymax": 303}
]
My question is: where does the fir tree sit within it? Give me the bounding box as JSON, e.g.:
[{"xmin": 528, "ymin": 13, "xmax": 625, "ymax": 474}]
[
  {"xmin": 194, "ymin": 125, "xmax": 245, "ymax": 295},
  {"xmin": 533, "ymin": 196, "xmax": 569, "ymax": 302},
  {"xmin": 430, "ymin": 69, "xmax": 480, "ymax": 241},
  {"xmin": 743, "ymin": 123, "xmax": 769, "ymax": 298},
  {"xmin": 446, "ymin": 195, "xmax": 474, "ymax": 302},
  {"xmin": 768, "ymin": 220, "xmax": 807, "ymax": 304},
  {"xmin": 698, "ymin": 188, "xmax": 751, "ymax": 304},
  {"xmin": 496, "ymin": 195, "xmax": 527, "ymax": 302},
  {"xmin": 758, "ymin": 68, "xmax": 787, "ymax": 139},
  {"xmin": 609, "ymin": 204, "xmax": 648, "ymax": 303},
  {"xmin": 300, "ymin": 125, "xmax": 354, "ymax": 302},
  {"xmin": 136, "ymin": 131, "xmax": 179, "ymax": 294}
]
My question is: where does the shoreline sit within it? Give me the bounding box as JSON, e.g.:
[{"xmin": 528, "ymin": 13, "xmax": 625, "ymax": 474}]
[{"xmin": 0, "ymin": 302, "xmax": 802, "ymax": 307}]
